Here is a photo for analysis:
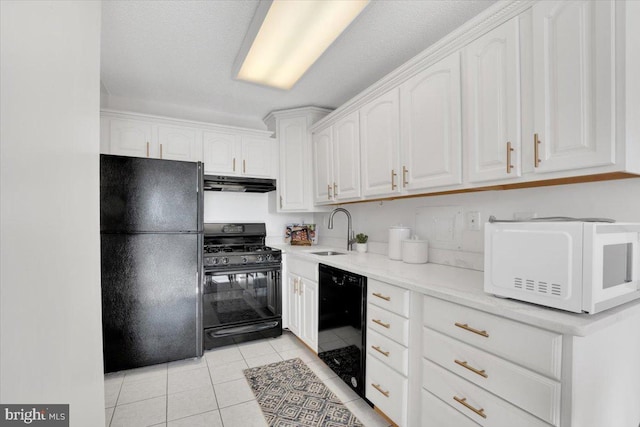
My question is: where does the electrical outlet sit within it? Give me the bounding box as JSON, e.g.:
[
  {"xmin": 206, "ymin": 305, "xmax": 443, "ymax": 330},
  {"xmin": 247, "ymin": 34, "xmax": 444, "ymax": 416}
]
[{"xmin": 467, "ymin": 211, "xmax": 481, "ymax": 231}]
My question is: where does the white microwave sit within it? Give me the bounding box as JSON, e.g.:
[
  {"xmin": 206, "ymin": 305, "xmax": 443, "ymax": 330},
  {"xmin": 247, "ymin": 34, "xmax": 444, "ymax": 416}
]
[{"xmin": 484, "ymin": 221, "xmax": 640, "ymax": 314}]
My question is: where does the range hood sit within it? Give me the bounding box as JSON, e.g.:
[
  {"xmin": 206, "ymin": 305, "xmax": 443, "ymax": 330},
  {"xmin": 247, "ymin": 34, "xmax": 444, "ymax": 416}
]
[{"xmin": 203, "ymin": 175, "xmax": 276, "ymax": 193}]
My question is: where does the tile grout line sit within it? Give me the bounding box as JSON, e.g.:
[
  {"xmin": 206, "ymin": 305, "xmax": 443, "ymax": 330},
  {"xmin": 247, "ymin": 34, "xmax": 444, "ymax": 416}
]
[{"xmin": 204, "ymin": 346, "xmax": 223, "ymax": 425}]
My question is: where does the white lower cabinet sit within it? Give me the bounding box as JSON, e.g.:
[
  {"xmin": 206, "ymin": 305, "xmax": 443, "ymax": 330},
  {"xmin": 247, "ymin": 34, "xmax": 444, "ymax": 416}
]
[
  {"xmin": 423, "ymin": 359, "xmax": 550, "ymax": 427},
  {"xmin": 421, "ymin": 295, "xmax": 559, "ymax": 427},
  {"xmin": 365, "ymin": 279, "xmax": 410, "ymax": 426},
  {"xmin": 366, "ymin": 356, "xmax": 408, "ymax": 426},
  {"xmin": 286, "ymin": 257, "xmax": 318, "ymax": 351}
]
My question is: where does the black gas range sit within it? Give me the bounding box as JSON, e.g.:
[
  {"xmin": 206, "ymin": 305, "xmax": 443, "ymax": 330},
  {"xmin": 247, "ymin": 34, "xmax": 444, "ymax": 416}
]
[{"xmin": 202, "ymin": 223, "xmax": 282, "ymax": 349}]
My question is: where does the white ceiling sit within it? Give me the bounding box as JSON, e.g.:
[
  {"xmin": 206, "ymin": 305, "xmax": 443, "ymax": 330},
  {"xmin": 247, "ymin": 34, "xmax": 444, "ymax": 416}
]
[{"xmin": 101, "ymin": 0, "xmax": 496, "ymax": 129}]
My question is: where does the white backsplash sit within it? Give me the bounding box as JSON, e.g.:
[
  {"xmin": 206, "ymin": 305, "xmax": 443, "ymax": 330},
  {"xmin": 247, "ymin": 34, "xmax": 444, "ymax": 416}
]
[
  {"xmin": 314, "ymin": 177, "xmax": 640, "ymax": 271},
  {"xmin": 203, "ymin": 191, "xmax": 314, "ymax": 242}
]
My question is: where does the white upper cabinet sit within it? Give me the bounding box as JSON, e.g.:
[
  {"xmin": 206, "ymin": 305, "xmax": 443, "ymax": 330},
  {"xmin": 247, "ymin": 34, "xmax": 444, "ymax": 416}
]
[
  {"xmin": 202, "ymin": 132, "xmax": 272, "ymax": 178},
  {"xmin": 312, "ymin": 126, "xmax": 333, "ymax": 204},
  {"xmin": 400, "ymin": 51, "xmax": 463, "ymax": 191},
  {"xmin": 312, "ymin": 111, "xmax": 361, "ymax": 204},
  {"xmin": 531, "ymin": 0, "xmax": 615, "ymax": 173},
  {"xmin": 278, "ymin": 117, "xmax": 308, "ymax": 210},
  {"xmin": 158, "ymin": 125, "xmax": 199, "ymax": 162},
  {"xmin": 102, "ymin": 111, "xmax": 273, "ymax": 177},
  {"xmin": 332, "ymin": 111, "xmax": 361, "ymax": 201},
  {"xmin": 241, "ymin": 137, "xmax": 273, "ymax": 178},
  {"xmin": 109, "ymin": 119, "xmax": 153, "ymax": 158},
  {"xmin": 202, "ymin": 131, "xmax": 240, "ymax": 175},
  {"xmin": 360, "ymin": 89, "xmax": 401, "ymax": 197},
  {"xmin": 463, "ymin": 18, "xmax": 520, "ymax": 183},
  {"xmin": 265, "ymin": 108, "xmax": 331, "ymax": 212}
]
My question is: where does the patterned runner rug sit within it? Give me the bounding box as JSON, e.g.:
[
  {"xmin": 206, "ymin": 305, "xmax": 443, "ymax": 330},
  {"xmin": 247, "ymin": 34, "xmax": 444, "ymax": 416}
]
[{"xmin": 244, "ymin": 358, "xmax": 364, "ymax": 427}]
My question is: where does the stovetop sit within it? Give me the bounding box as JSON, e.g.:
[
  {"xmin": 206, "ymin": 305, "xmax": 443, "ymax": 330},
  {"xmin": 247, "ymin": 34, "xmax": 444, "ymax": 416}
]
[{"xmin": 202, "ymin": 223, "xmax": 280, "ymax": 268}]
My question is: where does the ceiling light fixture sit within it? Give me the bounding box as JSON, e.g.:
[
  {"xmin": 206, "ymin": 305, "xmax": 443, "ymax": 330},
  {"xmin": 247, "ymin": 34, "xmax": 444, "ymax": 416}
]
[{"xmin": 235, "ymin": 0, "xmax": 369, "ymax": 90}]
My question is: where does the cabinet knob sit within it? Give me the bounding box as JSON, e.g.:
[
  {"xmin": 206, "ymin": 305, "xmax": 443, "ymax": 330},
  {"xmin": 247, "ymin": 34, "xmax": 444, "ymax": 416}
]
[
  {"xmin": 506, "ymin": 142, "xmax": 514, "ymax": 174},
  {"xmin": 243, "ymin": 159, "xmax": 246, "ymax": 173},
  {"xmin": 453, "ymin": 396, "xmax": 487, "ymax": 419},
  {"xmin": 534, "ymin": 133, "xmax": 541, "ymax": 168},
  {"xmin": 160, "ymin": 143, "xmax": 163, "ymax": 159},
  {"xmin": 391, "ymin": 169, "xmax": 397, "ymax": 190},
  {"xmin": 372, "ymin": 383, "xmax": 390, "ymax": 397},
  {"xmin": 402, "ymin": 166, "xmax": 408, "ymax": 187},
  {"xmin": 454, "ymin": 359, "xmax": 488, "ymax": 378},
  {"xmin": 146, "ymin": 142, "xmax": 150, "ymax": 158},
  {"xmin": 372, "ymin": 318, "xmax": 390, "ymax": 329},
  {"xmin": 233, "ymin": 158, "xmax": 236, "ymax": 172},
  {"xmin": 454, "ymin": 322, "xmax": 489, "ymax": 338}
]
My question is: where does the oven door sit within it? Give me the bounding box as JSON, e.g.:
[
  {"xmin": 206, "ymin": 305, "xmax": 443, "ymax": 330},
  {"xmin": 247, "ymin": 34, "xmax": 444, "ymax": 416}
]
[{"xmin": 203, "ymin": 264, "xmax": 282, "ymax": 348}]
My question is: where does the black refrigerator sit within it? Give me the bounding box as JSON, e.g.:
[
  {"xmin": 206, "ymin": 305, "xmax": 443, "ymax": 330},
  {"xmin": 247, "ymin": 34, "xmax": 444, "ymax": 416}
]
[{"xmin": 100, "ymin": 154, "xmax": 204, "ymax": 373}]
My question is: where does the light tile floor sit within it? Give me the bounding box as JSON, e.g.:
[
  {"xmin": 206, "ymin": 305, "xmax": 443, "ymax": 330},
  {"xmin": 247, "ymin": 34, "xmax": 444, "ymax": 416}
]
[{"xmin": 104, "ymin": 331, "xmax": 391, "ymax": 427}]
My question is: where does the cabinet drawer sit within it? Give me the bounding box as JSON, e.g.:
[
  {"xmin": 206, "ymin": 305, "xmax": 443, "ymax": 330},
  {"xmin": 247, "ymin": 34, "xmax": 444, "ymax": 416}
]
[
  {"xmin": 367, "ymin": 304, "xmax": 409, "ymax": 346},
  {"xmin": 366, "ymin": 329, "xmax": 408, "ymax": 375},
  {"xmin": 422, "ymin": 388, "xmax": 480, "ymax": 427},
  {"xmin": 422, "ymin": 359, "xmax": 551, "ymax": 427},
  {"xmin": 288, "ymin": 257, "xmax": 318, "ymax": 282},
  {"xmin": 423, "ymin": 328, "xmax": 560, "ymax": 425},
  {"xmin": 423, "ymin": 296, "xmax": 562, "ymax": 379},
  {"xmin": 366, "ymin": 355, "xmax": 407, "ymax": 426},
  {"xmin": 368, "ymin": 279, "xmax": 410, "ymax": 317}
]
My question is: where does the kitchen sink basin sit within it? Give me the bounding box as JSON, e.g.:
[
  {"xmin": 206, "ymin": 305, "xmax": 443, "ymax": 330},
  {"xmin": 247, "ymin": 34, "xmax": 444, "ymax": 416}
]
[{"xmin": 311, "ymin": 251, "xmax": 346, "ymax": 256}]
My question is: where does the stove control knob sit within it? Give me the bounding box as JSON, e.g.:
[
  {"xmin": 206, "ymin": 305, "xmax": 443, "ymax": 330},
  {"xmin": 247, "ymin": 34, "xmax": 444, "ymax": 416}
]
[
  {"xmin": 222, "ymin": 257, "xmax": 229, "ymax": 265},
  {"xmin": 212, "ymin": 258, "xmax": 219, "ymax": 265},
  {"xmin": 266, "ymin": 254, "xmax": 272, "ymax": 261},
  {"xmin": 257, "ymin": 255, "xmax": 264, "ymax": 262},
  {"xmin": 242, "ymin": 257, "xmax": 248, "ymax": 264}
]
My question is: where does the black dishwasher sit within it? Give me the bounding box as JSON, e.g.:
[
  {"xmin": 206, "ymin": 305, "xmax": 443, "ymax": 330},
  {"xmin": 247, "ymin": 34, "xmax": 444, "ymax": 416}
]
[{"xmin": 318, "ymin": 263, "xmax": 367, "ymax": 398}]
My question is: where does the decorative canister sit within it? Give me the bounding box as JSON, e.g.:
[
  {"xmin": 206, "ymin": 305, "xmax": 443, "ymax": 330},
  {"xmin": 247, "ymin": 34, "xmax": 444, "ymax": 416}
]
[
  {"xmin": 388, "ymin": 225, "xmax": 411, "ymax": 260},
  {"xmin": 402, "ymin": 236, "xmax": 429, "ymax": 264}
]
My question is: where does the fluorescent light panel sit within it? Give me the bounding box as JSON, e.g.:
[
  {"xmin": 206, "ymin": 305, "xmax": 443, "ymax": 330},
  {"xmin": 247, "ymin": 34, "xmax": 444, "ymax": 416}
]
[{"xmin": 237, "ymin": 0, "xmax": 369, "ymax": 90}]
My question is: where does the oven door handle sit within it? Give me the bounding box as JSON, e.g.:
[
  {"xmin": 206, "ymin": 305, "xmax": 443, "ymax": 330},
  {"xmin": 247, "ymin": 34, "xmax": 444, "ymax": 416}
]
[
  {"xmin": 207, "ymin": 321, "xmax": 281, "ymax": 338},
  {"xmin": 204, "ymin": 264, "xmax": 281, "ymax": 275}
]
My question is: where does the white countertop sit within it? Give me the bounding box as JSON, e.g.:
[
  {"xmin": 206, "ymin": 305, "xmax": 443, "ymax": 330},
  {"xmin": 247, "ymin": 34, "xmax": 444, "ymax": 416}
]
[{"xmin": 274, "ymin": 244, "xmax": 640, "ymax": 337}]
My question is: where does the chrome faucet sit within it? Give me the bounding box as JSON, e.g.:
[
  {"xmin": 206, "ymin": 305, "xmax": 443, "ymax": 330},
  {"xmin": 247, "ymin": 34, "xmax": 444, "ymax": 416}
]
[{"xmin": 328, "ymin": 207, "xmax": 355, "ymax": 251}]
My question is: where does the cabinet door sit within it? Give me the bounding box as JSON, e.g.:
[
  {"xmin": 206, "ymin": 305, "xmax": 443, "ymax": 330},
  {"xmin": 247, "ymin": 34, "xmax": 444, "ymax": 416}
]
[
  {"xmin": 400, "ymin": 52, "xmax": 462, "ymax": 191},
  {"xmin": 279, "ymin": 117, "xmax": 308, "ymax": 210},
  {"xmin": 333, "ymin": 111, "xmax": 361, "ymax": 201},
  {"xmin": 158, "ymin": 126, "xmax": 199, "ymax": 162},
  {"xmin": 241, "ymin": 137, "xmax": 273, "ymax": 178},
  {"xmin": 109, "ymin": 119, "xmax": 153, "ymax": 158},
  {"xmin": 300, "ymin": 279, "xmax": 318, "ymax": 352},
  {"xmin": 531, "ymin": 0, "xmax": 614, "ymax": 173},
  {"xmin": 312, "ymin": 126, "xmax": 333, "ymax": 204},
  {"xmin": 464, "ymin": 18, "xmax": 520, "ymax": 183},
  {"xmin": 287, "ymin": 274, "xmax": 300, "ymax": 336},
  {"xmin": 360, "ymin": 89, "xmax": 401, "ymax": 197},
  {"xmin": 202, "ymin": 131, "xmax": 240, "ymax": 175}
]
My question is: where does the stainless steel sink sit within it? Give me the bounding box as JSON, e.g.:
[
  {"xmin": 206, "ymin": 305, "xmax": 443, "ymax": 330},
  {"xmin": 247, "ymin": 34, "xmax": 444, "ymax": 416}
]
[{"xmin": 311, "ymin": 251, "xmax": 346, "ymax": 256}]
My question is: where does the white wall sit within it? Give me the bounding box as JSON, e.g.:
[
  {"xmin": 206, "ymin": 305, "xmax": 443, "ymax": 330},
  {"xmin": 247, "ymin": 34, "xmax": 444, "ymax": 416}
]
[
  {"xmin": 204, "ymin": 191, "xmax": 314, "ymax": 245},
  {"xmin": 316, "ymin": 177, "xmax": 640, "ymax": 269},
  {"xmin": 0, "ymin": 1, "xmax": 105, "ymax": 425}
]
